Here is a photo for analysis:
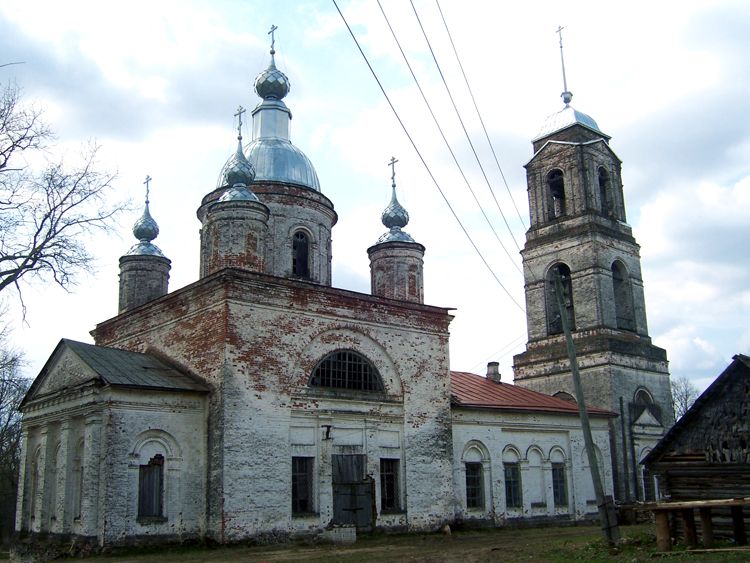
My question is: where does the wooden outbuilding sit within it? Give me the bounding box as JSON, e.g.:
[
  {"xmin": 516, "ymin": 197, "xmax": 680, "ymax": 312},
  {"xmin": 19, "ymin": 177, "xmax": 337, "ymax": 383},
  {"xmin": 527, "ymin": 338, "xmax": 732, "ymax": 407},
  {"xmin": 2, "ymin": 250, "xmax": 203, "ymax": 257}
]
[{"xmin": 642, "ymin": 354, "xmax": 750, "ymax": 545}]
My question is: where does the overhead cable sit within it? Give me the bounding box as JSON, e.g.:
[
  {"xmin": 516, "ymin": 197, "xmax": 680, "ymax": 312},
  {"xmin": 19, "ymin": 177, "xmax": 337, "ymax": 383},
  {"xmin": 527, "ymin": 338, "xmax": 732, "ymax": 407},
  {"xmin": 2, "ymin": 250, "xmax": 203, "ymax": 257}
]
[{"xmin": 331, "ymin": 0, "xmax": 524, "ymax": 312}]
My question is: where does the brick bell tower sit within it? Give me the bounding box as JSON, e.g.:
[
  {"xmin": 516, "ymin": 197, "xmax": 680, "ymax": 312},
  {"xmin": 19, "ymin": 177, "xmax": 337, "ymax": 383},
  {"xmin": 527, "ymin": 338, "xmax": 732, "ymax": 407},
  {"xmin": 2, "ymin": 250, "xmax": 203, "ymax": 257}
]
[{"xmin": 512, "ymin": 38, "xmax": 673, "ymax": 501}]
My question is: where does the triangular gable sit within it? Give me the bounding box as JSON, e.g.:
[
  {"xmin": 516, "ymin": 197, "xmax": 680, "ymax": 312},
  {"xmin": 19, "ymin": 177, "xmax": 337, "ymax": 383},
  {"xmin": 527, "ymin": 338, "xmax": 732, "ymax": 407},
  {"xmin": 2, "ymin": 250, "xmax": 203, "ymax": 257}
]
[
  {"xmin": 632, "ymin": 406, "xmax": 664, "ymax": 428},
  {"xmin": 21, "ymin": 339, "xmax": 209, "ymax": 409},
  {"xmin": 525, "ymin": 137, "xmax": 622, "ymax": 169},
  {"xmin": 21, "ymin": 339, "xmax": 101, "ymax": 408},
  {"xmin": 643, "ymin": 354, "xmax": 750, "ymax": 466}
]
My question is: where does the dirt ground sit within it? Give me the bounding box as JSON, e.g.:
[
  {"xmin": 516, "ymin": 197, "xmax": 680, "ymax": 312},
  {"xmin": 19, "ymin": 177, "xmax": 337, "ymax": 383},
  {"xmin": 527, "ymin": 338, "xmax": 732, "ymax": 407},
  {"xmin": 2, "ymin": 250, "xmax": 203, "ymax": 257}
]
[{"xmin": 79, "ymin": 523, "xmax": 750, "ymax": 563}]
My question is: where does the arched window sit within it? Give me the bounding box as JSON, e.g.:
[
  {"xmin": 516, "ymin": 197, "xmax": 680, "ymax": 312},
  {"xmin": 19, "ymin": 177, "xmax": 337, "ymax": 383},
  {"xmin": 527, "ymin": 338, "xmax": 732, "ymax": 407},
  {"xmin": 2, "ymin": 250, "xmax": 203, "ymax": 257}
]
[
  {"xmin": 310, "ymin": 350, "xmax": 384, "ymax": 392},
  {"xmin": 462, "ymin": 442, "xmax": 489, "ymax": 511},
  {"xmin": 553, "ymin": 391, "xmax": 576, "ymax": 403},
  {"xmin": 547, "ymin": 169, "xmax": 566, "ymax": 219},
  {"xmin": 292, "ymin": 231, "xmax": 310, "ymax": 278},
  {"xmin": 502, "ymin": 447, "xmax": 523, "ymax": 510},
  {"xmin": 138, "ymin": 454, "xmax": 165, "ymax": 521},
  {"xmin": 634, "ymin": 388, "xmax": 654, "ymax": 406},
  {"xmin": 547, "ymin": 263, "xmax": 575, "ymax": 335},
  {"xmin": 598, "ymin": 167, "xmax": 611, "ymax": 217},
  {"xmin": 612, "ymin": 260, "xmax": 635, "ymax": 331}
]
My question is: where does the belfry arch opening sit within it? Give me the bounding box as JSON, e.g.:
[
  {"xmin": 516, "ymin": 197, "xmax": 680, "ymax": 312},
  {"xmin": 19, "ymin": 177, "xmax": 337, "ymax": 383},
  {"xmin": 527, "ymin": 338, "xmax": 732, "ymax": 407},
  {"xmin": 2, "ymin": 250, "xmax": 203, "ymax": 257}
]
[
  {"xmin": 546, "ymin": 263, "xmax": 575, "ymax": 335},
  {"xmin": 547, "ymin": 169, "xmax": 566, "ymax": 220},
  {"xmin": 598, "ymin": 167, "xmax": 611, "ymax": 217},
  {"xmin": 612, "ymin": 260, "xmax": 635, "ymax": 331}
]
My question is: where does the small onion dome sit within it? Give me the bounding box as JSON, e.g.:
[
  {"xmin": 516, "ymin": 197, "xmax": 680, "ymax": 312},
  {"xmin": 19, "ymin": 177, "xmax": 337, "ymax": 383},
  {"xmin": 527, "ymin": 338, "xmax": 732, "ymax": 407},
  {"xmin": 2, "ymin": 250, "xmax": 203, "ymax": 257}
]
[
  {"xmin": 223, "ymin": 138, "xmax": 256, "ymax": 188},
  {"xmin": 376, "ymin": 187, "xmax": 415, "ymax": 244},
  {"xmin": 126, "ymin": 203, "xmax": 166, "ymax": 257},
  {"xmin": 254, "ymin": 50, "xmax": 290, "ymax": 100}
]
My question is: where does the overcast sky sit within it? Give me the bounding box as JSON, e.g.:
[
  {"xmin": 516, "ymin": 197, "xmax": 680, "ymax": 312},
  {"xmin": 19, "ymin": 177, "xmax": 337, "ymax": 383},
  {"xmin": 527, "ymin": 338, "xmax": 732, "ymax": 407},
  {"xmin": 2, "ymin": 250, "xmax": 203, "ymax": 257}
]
[{"xmin": 2, "ymin": 0, "xmax": 748, "ymax": 392}]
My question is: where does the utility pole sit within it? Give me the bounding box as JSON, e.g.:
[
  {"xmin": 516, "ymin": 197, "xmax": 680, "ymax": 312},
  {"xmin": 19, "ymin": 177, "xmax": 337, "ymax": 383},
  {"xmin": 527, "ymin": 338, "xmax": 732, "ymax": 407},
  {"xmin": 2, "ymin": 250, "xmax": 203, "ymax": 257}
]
[{"xmin": 552, "ymin": 271, "xmax": 620, "ymax": 545}]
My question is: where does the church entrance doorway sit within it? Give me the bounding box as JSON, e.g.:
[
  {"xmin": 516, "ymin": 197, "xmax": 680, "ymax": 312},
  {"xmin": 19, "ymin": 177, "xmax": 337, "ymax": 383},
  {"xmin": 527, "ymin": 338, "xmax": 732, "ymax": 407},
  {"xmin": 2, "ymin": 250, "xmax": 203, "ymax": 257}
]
[{"xmin": 331, "ymin": 454, "xmax": 374, "ymax": 529}]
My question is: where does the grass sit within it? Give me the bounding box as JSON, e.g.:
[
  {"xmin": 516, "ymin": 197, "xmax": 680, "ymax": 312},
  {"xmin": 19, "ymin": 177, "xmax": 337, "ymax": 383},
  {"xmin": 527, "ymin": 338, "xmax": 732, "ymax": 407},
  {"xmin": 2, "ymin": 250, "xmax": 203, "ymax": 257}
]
[{"xmin": 56, "ymin": 524, "xmax": 750, "ymax": 562}]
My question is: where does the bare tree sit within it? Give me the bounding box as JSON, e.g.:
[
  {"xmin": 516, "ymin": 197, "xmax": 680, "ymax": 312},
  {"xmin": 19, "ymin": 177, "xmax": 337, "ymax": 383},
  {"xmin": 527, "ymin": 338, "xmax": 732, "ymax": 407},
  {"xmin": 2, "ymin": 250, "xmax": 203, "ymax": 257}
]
[
  {"xmin": 671, "ymin": 375, "xmax": 700, "ymax": 420},
  {"xmin": 0, "ymin": 80, "xmax": 125, "ymax": 306},
  {"xmin": 0, "ymin": 322, "xmax": 27, "ymax": 545}
]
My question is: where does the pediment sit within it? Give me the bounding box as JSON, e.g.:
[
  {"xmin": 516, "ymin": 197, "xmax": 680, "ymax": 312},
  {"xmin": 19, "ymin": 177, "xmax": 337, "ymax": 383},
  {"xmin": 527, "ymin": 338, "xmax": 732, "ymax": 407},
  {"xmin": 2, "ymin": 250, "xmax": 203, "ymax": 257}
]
[
  {"xmin": 633, "ymin": 407, "xmax": 663, "ymax": 428},
  {"xmin": 25, "ymin": 342, "xmax": 100, "ymax": 404}
]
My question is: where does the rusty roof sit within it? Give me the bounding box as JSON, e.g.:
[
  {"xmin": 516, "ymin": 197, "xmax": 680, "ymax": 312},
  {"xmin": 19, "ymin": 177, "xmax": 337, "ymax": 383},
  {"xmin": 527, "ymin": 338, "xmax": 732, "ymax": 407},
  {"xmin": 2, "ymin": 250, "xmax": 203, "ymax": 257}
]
[{"xmin": 450, "ymin": 371, "xmax": 615, "ymax": 417}]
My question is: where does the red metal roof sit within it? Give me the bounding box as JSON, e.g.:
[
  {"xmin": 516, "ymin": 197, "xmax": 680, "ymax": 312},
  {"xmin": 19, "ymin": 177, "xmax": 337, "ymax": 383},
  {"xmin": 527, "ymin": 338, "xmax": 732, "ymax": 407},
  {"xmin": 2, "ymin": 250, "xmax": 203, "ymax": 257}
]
[{"xmin": 450, "ymin": 371, "xmax": 615, "ymax": 417}]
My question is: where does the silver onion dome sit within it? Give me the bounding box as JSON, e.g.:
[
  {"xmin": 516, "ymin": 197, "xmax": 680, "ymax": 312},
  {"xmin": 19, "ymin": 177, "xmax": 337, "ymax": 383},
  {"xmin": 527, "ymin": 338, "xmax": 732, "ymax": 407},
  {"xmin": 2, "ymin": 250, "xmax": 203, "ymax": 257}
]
[
  {"xmin": 254, "ymin": 50, "xmax": 290, "ymax": 100},
  {"xmin": 375, "ymin": 182, "xmax": 415, "ymax": 244},
  {"xmin": 126, "ymin": 197, "xmax": 166, "ymax": 257},
  {"xmin": 233, "ymin": 38, "xmax": 321, "ymax": 192},
  {"xmin": 218, "ymin": 184, "xmax": 259, "ymax": 202},
  {"xmin": 222, "ymin": 137, "xmax": 256, "ymax": 189}
]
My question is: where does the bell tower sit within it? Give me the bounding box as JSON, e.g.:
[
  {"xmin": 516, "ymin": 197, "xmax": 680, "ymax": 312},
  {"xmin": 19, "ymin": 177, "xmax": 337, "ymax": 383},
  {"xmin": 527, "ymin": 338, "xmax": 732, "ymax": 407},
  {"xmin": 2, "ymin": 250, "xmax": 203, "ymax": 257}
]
[{"xmin": 513, "ymin": 30, "xmax": 674, "ymax": 501}]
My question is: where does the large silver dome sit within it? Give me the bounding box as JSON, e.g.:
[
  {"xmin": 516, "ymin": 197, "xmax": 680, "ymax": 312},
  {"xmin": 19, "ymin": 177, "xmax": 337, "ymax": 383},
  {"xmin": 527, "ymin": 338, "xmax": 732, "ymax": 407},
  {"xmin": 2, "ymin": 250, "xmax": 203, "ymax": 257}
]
[{"xmin": 244, "ymin": 137, "xmax": 320, "ymax": 191}]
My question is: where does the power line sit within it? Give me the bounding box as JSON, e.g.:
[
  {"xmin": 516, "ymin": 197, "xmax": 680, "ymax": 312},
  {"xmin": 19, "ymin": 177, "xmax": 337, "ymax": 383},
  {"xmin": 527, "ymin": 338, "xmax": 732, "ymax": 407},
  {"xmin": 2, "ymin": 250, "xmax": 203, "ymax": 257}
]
[
  {"xmin": 435, "ymin": 0, "xmax": 527, "ymax": 232},
  {"xmin": 331, "ymin": 0, "xmax": 524, "ymax": 312},
  {"xmin": 376, "ymin": 0, "xmax": 522, "ymax": 276},
  {"xmin": 409, "ymin": 0, "xmax": 523, "ymax": 253}
]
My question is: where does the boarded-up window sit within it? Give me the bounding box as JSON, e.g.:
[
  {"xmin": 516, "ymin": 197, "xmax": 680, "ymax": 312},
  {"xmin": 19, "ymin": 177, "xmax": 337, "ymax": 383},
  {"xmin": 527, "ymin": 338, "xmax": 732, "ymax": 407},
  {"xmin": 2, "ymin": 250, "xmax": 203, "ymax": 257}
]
[
  {"xmin": 504, "ymin": 463, "xmax": 522, "ymax": 508},
  {"xmin": 380, "ymin": 458, "xmax": 400, "ymax": 512},
  {"xmin": 552, "ymin": 463, "xmax": 568, "ymax": 506},
  {"xmin": 310, "ymin": 350, "xmax": 384, "ymax": 392},
  {"xmin": 138, "ymin": 454, "xmax": 164, "ymax": 520},
  {"xmin": 465, "ymin": 462, "xmax": 484, "ymax": 509},
  {"xmin": 292, "ymin": 457, "xmax": 314, "ymax": 514}
]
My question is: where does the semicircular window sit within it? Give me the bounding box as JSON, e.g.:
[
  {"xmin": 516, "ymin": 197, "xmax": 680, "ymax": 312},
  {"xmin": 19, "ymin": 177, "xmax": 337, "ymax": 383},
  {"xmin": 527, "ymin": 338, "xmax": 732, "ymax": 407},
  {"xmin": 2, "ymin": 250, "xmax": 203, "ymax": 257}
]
[{"xmin": 310, "ymin": 350, "xmax": 384, "ymax": 392}]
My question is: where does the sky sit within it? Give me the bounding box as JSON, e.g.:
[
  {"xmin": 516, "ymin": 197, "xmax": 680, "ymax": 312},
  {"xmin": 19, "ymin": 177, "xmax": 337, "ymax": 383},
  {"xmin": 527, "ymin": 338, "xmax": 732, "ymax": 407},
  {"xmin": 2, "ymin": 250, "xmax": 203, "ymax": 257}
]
[{"xmin": 1, "ymin": 0, "xmax": 748, "ymax": 393}]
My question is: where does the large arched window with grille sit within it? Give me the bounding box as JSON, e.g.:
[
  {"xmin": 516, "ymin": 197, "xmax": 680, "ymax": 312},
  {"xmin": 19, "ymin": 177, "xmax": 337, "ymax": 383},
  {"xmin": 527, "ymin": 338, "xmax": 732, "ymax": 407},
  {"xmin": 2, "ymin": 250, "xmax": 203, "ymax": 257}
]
[
  {"xmin": 292, "ymin": 230, "xmax": 310, "ymax": 278},
  {"xmin": 546, "ymin": 263, "xmax": 575, "ymax": 335},
  {"xmin": 309, "ymin": 350, "xmax": 384, "ymax": 392}
]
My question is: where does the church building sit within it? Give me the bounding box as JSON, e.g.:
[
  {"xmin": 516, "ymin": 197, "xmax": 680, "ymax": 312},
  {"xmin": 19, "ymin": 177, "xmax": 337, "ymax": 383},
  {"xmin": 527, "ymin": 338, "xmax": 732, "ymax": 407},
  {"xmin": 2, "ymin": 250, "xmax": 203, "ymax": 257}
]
[{"xmin": 13, "ymin": 39, "xmax": 650, "ymax": 551}]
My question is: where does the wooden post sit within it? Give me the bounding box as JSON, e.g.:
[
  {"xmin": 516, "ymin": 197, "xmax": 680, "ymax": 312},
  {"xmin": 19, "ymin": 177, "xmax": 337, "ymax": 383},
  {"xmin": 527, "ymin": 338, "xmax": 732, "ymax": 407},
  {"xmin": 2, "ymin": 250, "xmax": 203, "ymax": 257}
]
[
  {"xmin": 655, "ymin": 510, "xmax": 671, "ymax": 552},
  {"xmin": 731, "ymin": 505, "xmax": 747, "ymax": 545},
  {"xmin": 552, "ymin": 273, "xmax": 620, "ymax": 545},
  {"xmin": 699, "ymin": 507, "xmax": 713, "ymax": 548},
  {"xmin": 682, "ymin": 508, "xmax": 697, "ymax": 548}
]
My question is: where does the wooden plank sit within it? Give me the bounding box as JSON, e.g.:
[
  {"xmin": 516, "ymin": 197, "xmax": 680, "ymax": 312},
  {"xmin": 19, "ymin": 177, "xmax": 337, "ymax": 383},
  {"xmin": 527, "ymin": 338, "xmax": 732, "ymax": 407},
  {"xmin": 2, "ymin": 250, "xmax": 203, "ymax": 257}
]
[
  {"xmin": 655, "ymin": 510, "xmax": 671, "ymax": 552},
  {"xmin": 637, "ymin": 497, "xmax": 750, "ymax": 511},
  {"xmin": 731, "ymin": 505, "xmax": 747, "ymax": 546},
  {"xmin": 699, "ymin": 507, "xmax": 714, "ymax": 548},
  {"xmin": 682, "ymin": 508, "xmax": 697, "ymax": 548}
]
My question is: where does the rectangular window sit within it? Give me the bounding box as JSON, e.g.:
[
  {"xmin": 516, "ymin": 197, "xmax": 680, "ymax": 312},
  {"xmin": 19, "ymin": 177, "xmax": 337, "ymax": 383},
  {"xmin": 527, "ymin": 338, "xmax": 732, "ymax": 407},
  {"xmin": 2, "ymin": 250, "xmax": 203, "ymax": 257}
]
[
  {"xmin": 138, "ymin": 454, "xmax": 164, "ymax": 520},
  {"xmin": 504, "ymin": 463, "xmax": 522, "ymax": 508},
  {"xmin": 380, "ymin": 458, "xmax": 400, "ymax": 512},
  {"xmin": 552, "ymin": 463, "xmax": 568, "ymax": 506},
  {"xmin": 465, "ymin": 462, "xmax": 484, "ymax": 509},
  {"xmin": 292, "ymin": 457, "xmax": 314, "ymax": 514}
]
